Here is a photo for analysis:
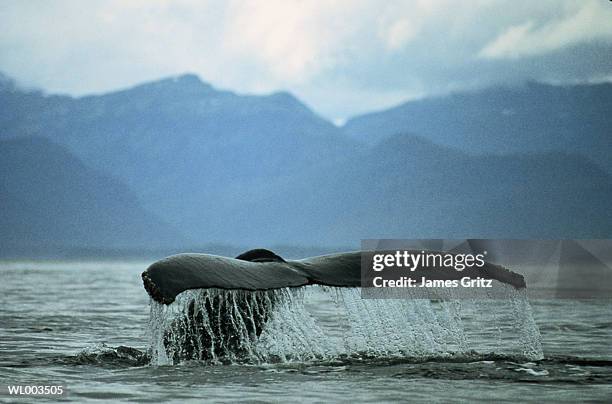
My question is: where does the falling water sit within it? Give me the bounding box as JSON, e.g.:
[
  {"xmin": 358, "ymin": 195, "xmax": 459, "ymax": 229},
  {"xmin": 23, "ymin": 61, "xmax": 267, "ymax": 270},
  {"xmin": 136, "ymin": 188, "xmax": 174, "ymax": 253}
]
[{"xmin": 148, "ymin": 284, "xmax": 543, "ymax": 366}]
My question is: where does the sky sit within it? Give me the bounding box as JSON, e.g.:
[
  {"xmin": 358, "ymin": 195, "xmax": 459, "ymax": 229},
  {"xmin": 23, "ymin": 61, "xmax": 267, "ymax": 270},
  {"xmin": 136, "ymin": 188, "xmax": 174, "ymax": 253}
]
[{"xmin": 1, "ymin": 0, "xmax": 612, "ymax": 122}]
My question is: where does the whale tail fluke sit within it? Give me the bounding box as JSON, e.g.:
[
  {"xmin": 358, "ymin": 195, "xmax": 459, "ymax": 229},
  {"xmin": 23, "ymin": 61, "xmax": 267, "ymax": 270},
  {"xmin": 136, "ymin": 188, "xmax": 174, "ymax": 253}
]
[{"xmin": 142, "ymin": 250, "xmax": 526, "ymax": 305}]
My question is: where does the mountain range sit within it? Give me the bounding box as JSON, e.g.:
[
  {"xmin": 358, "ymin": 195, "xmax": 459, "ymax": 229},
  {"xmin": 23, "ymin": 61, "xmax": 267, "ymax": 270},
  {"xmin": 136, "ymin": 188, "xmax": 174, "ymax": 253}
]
[
  {"xmin": 1, "ymin": 72, "xmax": 611, "ymax": 256},
  {"xmin": 344, "ymin": 81, "xmax": 612, "ymax": 174},
  {"xmin": 0, "ymin": 136, "xmax": 185, "ymax": 257}
]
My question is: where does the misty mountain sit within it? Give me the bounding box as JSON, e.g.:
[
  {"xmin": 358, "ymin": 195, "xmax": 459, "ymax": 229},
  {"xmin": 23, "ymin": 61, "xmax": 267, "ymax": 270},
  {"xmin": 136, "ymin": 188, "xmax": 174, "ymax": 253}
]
[
  {"xmin": 1, "ymin": 74, "xmax": 611, "ymax": 249},
  {"xmin": 343, "ymin": 82, "xmax": 612, "ymax": 174},
  {"xmin": 0, "ymin": 74, "xmax": 358, "ymax": 242},
  {"xmin": 231, "ymin": 135, "xmax": 612, "ymax": 245},
  {"xmin": 0, "ymin": 137, "xmax": 186, "ymax": 256}
]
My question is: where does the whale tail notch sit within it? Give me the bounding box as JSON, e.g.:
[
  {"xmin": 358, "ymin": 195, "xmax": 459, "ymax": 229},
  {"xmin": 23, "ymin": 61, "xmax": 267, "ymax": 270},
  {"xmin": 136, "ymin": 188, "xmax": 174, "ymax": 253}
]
[{"xmin": 235, "ymin": 248, "xmax": 286, "ymax": 263}]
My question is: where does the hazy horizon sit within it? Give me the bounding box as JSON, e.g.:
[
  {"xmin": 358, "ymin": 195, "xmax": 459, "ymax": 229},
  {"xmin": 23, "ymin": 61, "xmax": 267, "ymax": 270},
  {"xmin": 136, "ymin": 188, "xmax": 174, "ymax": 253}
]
[{"xmin": 6, "ymin": 69, "xmax": 609, "ymax": 126}]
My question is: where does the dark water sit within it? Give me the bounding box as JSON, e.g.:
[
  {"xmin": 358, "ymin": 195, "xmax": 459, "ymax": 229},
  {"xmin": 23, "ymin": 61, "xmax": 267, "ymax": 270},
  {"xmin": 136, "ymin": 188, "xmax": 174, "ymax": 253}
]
[{"xmin": 1, "ymin": 261, "xmax": 611, "ymax": 402}]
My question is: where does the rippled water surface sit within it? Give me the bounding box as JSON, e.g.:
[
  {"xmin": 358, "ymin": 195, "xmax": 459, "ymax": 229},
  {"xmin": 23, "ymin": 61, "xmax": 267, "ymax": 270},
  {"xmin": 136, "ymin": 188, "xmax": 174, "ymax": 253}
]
[{"xmin": 1, "ymin": 261, "xmax": 611, "ymax": 402}]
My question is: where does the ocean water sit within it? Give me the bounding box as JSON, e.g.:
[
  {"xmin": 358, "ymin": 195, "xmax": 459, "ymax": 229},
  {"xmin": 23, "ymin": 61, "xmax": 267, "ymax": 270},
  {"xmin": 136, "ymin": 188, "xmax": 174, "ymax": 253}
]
[{"xmin": 1, "ymin": 261, "xmax": 611, "ymax": 403}]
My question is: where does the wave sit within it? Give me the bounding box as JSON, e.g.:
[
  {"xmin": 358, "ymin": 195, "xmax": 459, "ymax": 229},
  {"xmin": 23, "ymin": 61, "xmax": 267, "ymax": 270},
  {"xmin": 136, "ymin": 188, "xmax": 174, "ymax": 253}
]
[{"xmin": 53, "ymin": 346, "xmax": 612, "ymax": 386}]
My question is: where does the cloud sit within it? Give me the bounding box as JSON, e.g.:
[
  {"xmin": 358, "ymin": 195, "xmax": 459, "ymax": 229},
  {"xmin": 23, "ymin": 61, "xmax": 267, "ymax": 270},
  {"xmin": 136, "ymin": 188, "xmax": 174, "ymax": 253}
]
[
  {"xmin": 479, "ymin": 1, "xmax": 612, "ymax": 59},
  {"xmin": 0, "ymin": 0, "xmax": 611, "ymax": 120},
  {"xmin": 222, "ymin": 0, "xmax": 358, "ymax": 85},
  {"xmin": 376, "ymin": 0, "xmax": 433, "ymax": 51}
]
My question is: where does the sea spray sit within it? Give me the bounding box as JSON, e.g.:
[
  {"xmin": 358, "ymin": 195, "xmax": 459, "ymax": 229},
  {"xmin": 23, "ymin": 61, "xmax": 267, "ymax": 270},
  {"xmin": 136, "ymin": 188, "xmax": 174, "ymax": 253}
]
[
  {"xmin": 148, "ymin": 301, "xmax": 171, "ymax": 366},
  {"xmin": 148, "ymin": 284, "xmax": 543, "ymax": 365}
]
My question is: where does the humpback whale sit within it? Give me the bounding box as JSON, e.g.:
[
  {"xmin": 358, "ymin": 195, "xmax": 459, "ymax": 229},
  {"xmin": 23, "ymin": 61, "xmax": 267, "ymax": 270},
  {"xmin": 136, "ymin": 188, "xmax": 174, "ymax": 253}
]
[
  {"xmin": 142, "ymin": 249, "xmax": 526, "ymax": 361},
  {"xmin": 142, "ymin": 249, "xmax": 525, "ymax": 304}
]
